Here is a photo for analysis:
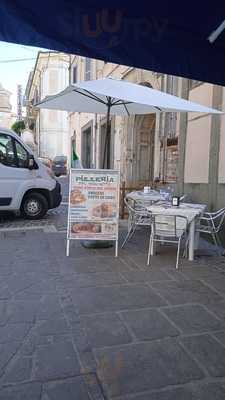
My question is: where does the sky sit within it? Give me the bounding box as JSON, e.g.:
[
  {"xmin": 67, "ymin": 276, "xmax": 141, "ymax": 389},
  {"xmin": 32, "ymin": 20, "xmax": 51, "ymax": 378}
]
[{"xmin": 0, "ymin": 41, "xmax": 44, "ymax": 113}]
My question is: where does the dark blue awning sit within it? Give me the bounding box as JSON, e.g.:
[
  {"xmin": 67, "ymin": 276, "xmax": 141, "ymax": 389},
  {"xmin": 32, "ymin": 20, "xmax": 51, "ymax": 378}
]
[{"xmin": 1, "ymin": 1, "xmax": 225, "ymax": 86}]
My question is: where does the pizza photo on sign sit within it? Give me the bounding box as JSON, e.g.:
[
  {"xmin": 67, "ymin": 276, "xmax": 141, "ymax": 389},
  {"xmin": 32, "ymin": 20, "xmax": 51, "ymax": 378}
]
[
  {"xmin": 70, "ymin": 189, "xmax": 86, "ymax": 205},
  {"xmin": 71, "ymin": 222, "xmax": 101, "ymax": 234},
  {"xmin": 92, "ymin": 202, "xmax": 116, "ymax": 218}
]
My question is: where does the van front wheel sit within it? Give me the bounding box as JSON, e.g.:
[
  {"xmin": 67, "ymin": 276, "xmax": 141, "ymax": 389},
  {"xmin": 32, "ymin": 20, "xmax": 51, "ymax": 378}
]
[{"xmin": 21, "ymin": 193, "xmax": 48, "ymax": 220}]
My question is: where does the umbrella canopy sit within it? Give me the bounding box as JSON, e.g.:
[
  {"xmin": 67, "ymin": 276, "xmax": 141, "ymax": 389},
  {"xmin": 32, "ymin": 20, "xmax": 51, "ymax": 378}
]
[
  {"xmin": 1, "ymin": 2, "xmax": 225, "ymax": 86},
  {"xmin": 36, "ymin": 78, "xmax": 222, "ymax": 115}
]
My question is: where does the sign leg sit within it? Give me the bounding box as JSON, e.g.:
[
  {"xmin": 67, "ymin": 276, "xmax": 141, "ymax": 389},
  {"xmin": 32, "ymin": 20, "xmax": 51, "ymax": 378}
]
[
  {"xmin": 115, "ymin": 239, "xmax": 118, "ymax": 257},
  {"xmin": 66, "ymin": 239, "xmax": 70, "ymax": 257}
]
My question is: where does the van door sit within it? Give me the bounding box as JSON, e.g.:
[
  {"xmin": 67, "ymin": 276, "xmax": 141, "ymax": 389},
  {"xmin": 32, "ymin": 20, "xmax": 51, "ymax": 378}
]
[{"xmin": 0, "ymin": 132, "xmax": 34, "ymax": 210}]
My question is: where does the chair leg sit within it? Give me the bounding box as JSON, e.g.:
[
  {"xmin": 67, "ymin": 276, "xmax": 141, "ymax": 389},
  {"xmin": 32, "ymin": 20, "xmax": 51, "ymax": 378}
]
[
  {"xmin": 182, "ymin": 237, "xmax": 188, "ymax": 258},
  {"xmin": 215, "ymin": 232, "xmax": 223, "ymax": 248},
  {"xmin": 176, "ymin": 238, "xmax": 181, "ymax": 270},
  {"xmin": 147, "ymin": 235, "xmax": 152, "ymax": 265},
  {"xmin": 212, "ymin": 233, "xmax": 221, "ymax": 256},
  {"xmin": 121, "ymin": 223, "xmax": 135, "ymax": 248}
]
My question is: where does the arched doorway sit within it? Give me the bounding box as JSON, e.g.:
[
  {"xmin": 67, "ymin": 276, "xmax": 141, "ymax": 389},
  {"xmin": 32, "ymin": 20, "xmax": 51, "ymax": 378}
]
[{"xmin": 132, "ymin": 114, "xmax": 156, "ymax": 184}]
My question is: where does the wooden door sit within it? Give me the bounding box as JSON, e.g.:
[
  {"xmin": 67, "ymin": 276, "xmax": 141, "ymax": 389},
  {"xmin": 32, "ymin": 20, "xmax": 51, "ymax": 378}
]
[{"xmin": 133, "ymin": 114, "xmax": 155, "ymax": 184}]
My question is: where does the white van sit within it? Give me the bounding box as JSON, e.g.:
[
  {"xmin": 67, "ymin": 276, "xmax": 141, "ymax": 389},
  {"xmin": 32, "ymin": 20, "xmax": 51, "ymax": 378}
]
[{"xmin": 0, "ymin": 127, "xmax": 62, "ymax": 219}]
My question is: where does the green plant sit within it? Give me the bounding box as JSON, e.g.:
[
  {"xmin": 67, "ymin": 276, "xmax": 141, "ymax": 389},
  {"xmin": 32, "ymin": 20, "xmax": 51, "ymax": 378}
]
[{"xmin": 11, "ymin": 120, "xmax": 26, "ymax": 136}]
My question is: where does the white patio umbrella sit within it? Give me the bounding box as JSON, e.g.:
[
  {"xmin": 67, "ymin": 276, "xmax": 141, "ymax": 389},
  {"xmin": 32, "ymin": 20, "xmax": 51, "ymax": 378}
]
[{"xmin": 36, "ymin": 77, "xmax": 222, "ymax": 167}]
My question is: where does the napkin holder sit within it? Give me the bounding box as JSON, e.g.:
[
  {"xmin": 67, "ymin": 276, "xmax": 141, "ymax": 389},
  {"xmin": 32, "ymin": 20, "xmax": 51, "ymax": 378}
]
[{"xmin": 172, "ymin": 196, "xmax": 180, "ymax": 207}]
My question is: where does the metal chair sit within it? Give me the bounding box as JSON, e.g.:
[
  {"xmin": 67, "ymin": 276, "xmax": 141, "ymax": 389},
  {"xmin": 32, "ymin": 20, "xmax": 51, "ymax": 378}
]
[
  {"xmin": 197, "ymin": 207, "xmax": 225, "ymax": 254},
  {"xmin": 121, "ymin": 197, "xmax": 152, "ymax": 248},
  {"xmin": 180, "ymin": 194, "xmax": 188, "ymax": 202},
  {"xmin": 147, "ymin": 214, "xmax": 189, "ymax": 269}
]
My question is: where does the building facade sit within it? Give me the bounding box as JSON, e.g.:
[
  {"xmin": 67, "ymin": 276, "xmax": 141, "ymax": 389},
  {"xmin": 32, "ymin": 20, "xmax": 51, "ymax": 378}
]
[
  {"xmin": 0, "ymin": 83, "xmax": 16, "ymax": 129},
  {"xmin": 26, "ymin": 51, "xmax": 70, "ymax": 160}
]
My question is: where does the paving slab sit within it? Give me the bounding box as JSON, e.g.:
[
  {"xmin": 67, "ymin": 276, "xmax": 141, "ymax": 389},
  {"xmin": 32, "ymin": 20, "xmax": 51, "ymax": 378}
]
[
  {"xmin": 119, "ymin": 269, "xmax": 172, "ymax": 283},
  {"xmin": 124, "ymin": 382, "xmax": 225, "ymax": 400},
  {"xmin": 0, "ymin": 342, "xmax": 21, "ymax": 375},
  {"xmin": 33, "ymin": 341, "xmax": 81, "ymax": 381},
  {"xmin": 5, "ymin": 300, "xmax": 39, "ymax": 324},
  {"xmin": 0, "ymin": 301, "xmax": 7, "ymax": 325},
  {"xmin": 2, "ymin": 357, "xmax": 32, "ymax": 384},
  {"xmin": 151, "ymin": 280, "xmax": 223, "ymax": 305},
  {"xmin": 36, "ymin": 295, "xmax": 63, "ymax": 320},
  {"xmin": 56, "ymin": 272, "xmax": 126, "ymax": 289},
  {"xmin": 190, "ymin": 382, "xmax": 225, "ymax": 400},
  {"xmin": 35, "ymin": 318, "xmax": 70, "ymax": 336},
  {"xmin": 163, "ymin": 304, "xmax": 225, "ymax": 334},
  {"xmin": 42, "ymin": 374, "xmax": 104, "ymax": 400},
  {"xmin": 81, "ymin": 313, "xmax": 132, "ymax": 347},
  {"xmin": 57, "ymin": 256, "xmax": 117, "ymax": 274},
  {"xmin": 178, "ymin": 265, "xmax": 225, "ymax": 280},
  {"xmin": 94, "ymin": 339, "xmax": 204, "ymax": 397},
  {"xmin": 120, "ymin": 308, "xmax": 179, "ymax": 340},
  {"xmin": 201, "ymin": 277, "xmax": 225, "ymax": 297},
  {"xmin": 0, "ymin": 323, "xmax": 31, "ymax": 344},
  {"xmin": 72, "ymin": 322, "xmax": 97, "ymax": 373},
  {"xmin": 71, "ymin": 284, "xmax": 166, "ymax": 314},
  {"xmin": 0, "ymin": 382, "xmax": 42, "ymax": 400},
  {"xmin": 180, "ymin": 333, "xmax": 225, "ymax": 377},
  {"xmin": 123, "ymin": 387, "xmax": 192, "ymax": 400},
  {"xmin": 0, "ymin": 286, "xmax": 11, "ymax": 300},
  {"xmin": 213, "ymin": 331, "xmax": 225, "ymax": 346}
]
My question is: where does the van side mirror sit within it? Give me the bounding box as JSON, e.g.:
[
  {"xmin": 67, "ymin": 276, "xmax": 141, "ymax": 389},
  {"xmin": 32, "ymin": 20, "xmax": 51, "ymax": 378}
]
[{"xmin": 28, "ymin": 155, "xmax": 35, "ymax": 170}]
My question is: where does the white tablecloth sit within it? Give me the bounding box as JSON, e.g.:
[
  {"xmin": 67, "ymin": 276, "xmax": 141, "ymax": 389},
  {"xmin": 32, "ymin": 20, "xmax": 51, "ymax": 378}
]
[
  {"xmin": 146, "ymin": 202, "xmax": 206, "ymax": 223},
  {"xmin": 146, "ymin": 202, "xmax": 207, "ymax": 260},
  {"xmin": 127, "ymin": 190, "xmax": 164, "ymax": 204}
]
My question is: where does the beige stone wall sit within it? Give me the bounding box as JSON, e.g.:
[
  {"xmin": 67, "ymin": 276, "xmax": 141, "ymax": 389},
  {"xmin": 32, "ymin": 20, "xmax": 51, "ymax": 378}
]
[
  {"xmin": 218, "ymin": 87, "xmax": 225, "ymax": 184},
  {"xmin": 184, "ymin": 114, "xmax": 211, "ymax": 183},
  {"xmin": 184, "ymin": 83, "xmax": 213, "ymax": 184}
]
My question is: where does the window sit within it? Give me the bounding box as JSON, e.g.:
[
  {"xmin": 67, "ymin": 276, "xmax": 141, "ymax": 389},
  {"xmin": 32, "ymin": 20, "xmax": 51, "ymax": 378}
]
[
  {"xmin": 85, "ymin": 58, "xmax": 92, "ymax": 80},
  {"xmin": 72, "ymin": 66, "xmax": 77, "ymax": 83},
  {"xmin": 0, "ymin": 134, "xmax": 29, "ymax": 168},
  {"xmin": 0, "ymin": 134, "xmax": 17, "ymax": 167},
  {"xmin": 82, "ymin": 126, "xmax": 92, "ymax": 168},
  {"xmin": 15, "ymin": 141, "xmax": 29, "ymax": 168}
]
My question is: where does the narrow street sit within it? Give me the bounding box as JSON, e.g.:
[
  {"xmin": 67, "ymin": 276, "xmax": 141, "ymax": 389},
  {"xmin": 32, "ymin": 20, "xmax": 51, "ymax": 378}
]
[{"xmin": 0, "ymin": 176, "xmax": 69, "ymax": 234}]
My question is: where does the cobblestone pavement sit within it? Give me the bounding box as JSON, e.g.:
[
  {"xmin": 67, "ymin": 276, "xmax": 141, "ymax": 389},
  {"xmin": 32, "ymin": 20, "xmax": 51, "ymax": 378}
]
[{"xmin": 1, "ymin": 221, "xmax": 225, "ymax": 399}]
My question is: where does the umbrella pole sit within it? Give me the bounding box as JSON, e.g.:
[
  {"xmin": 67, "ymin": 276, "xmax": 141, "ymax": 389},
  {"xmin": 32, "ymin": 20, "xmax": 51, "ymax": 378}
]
[{"xmin": 102, "ymin": 102, "xmax": 111, "ymax": 168}]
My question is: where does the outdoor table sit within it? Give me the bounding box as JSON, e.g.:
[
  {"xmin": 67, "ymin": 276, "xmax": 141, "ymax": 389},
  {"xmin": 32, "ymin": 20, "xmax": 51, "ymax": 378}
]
[{"xmin": 146, "ymin": 202, "xmax": 206, "ymax": 261}]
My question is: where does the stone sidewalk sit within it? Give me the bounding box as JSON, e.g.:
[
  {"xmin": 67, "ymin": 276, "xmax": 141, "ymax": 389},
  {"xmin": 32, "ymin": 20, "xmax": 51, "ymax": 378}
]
[{"xmin": 1, "ymin": 228, "xmax": 225, "ymax": 399}]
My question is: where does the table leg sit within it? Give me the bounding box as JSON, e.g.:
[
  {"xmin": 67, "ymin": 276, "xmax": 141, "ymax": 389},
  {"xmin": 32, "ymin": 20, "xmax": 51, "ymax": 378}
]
[
  {"xmin": 195, "ymin": 231, "xmax": 200, "ymax": 250},
  {"xmin": 189, "ymin": 219, "xmax": 195, "ymax": 261}
]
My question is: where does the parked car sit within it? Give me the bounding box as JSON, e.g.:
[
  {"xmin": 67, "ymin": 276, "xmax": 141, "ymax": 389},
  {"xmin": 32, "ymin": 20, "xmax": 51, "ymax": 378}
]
[
  {"xmin": 38, "ymin": 156, "xmax": 52, "ymax": 169},
  {"xmin": 0, "ymin": 127, "xmax": 62, "ymax": 219},
  {"xmin": 52, "ymin": 155, "xmax": 67, "ymax": 177}
]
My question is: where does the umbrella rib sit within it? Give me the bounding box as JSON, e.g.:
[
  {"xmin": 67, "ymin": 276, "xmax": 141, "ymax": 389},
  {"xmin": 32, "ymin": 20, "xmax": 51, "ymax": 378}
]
[
  {"xmin": 123, "ymin": 102, "xmax": 130, "ymax": 116},
  {"xmin": 154, "ymin": 106, "xmax": 162, "ymax": 111},
  {"xmin": 112, "ymin": 100, "xmax": 133, "ymax": 106},
  {"xmin": 72, "ymin": 88, "xmax": 107, "ymax": 105}
]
